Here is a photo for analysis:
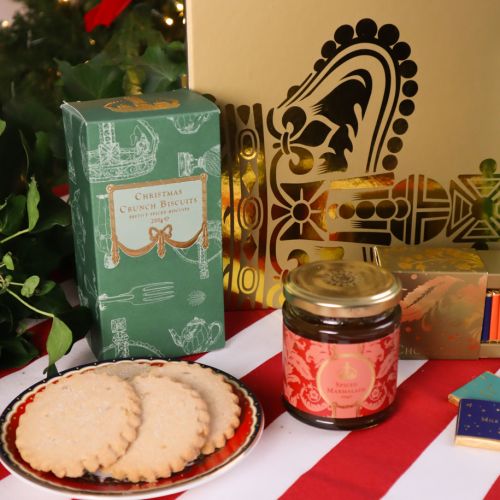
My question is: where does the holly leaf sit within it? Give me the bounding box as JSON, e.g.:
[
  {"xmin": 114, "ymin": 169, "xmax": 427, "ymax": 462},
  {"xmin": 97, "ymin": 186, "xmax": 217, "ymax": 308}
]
[
  {"xmin": 32, "ymin": 192, "xmax": 71, "ymax": 233},
  {"xmin": 21, "ymin": 275, "xmax": 40, "ymax": 298},
  {"xmin": 101, "ymin": 7, "xmax": 170, "ymax": 94},
  {"xmin": 3, "ymin": 96, "xmax": 59, "ymax": 134},
  {"xmin": 30, "ymin": 122, "xmax": 66, "ymax": 181},
  {"xmin": 31, "ymin": 285, "xmax": 70, "ymax": 316},
  {"xmin": 0, "ymin": 195, "xmax": 27, "ymax": 236},
  {"xmin": 8, "ymin": 227, "xmax": 73, "ymax": 278},
  {"xmin": 0, "ymin": 120, "xmax": 5, "ymax": 136},
  {"xmin": 0, "ymin": 337, "xmax": 38, "ymax": 369},
  {"xmin": 26, "ymin": 178, "xmax": 40, "ymax": 231},
  {"xmin": 0, "ymin": 126, "xmax": 29, "ymax": 203},
  {"xmin": 48, "ymin": 126, "xmax": 67, "ymax": 162},
  {"xmin": 46, "ymin": 316, "xmax": 72, "ymax": 367},
  {"xmin": 57, "ymin": 55, "xmax": 125, "ymax": 101},
  {"xmin": 164, "ymin": 41, "xmax": 186, "ymax": 62},
  {"xmin": 31, "ymin": 131, "xmax": 53, "ymax": 180},
  {"xmin": 138, "ymin": 44, "xmax": 186, "ymax": 93},
  {"xmin": 104, "ymin": 7, "xmax": 164, "ymax": 62}
]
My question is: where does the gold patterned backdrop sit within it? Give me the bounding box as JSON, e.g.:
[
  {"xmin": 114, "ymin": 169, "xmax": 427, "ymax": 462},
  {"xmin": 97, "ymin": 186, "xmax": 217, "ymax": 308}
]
[{"xmin": 187, "ymin": 5, "xmax": 500, "ymax": 309}]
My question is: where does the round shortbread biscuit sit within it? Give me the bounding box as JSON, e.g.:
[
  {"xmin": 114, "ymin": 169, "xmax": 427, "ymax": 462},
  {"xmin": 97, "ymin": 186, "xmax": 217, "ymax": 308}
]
[
  {"xmin": 99, "ymin": 361, "xmax": 242, "ymax": 454},
  {"xmin": 101, "ymin": 373, "xmax": 210, "ymax": 483},
  {"xmin": 15, "ymin": 371, "xmax": 141, "ymax": 478},
  {"xmin": 96, "ymin": 360, "xmax": 150, "ymax": 380},
  {"xmin": 149, "ymin": 362, "xmax": 241, "ymax": 454}
]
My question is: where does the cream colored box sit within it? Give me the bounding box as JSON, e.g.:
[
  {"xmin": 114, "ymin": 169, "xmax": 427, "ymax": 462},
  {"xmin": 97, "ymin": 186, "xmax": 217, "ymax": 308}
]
[{"xmin": 187, "ymin": 0, "xmax": 500, "ymax": 309}]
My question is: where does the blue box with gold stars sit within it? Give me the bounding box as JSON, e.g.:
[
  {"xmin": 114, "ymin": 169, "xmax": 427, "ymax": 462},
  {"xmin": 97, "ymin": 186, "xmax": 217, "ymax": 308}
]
[{"xmin": 455, "ymin": 398, "xmax": 500, "ymax": 451}]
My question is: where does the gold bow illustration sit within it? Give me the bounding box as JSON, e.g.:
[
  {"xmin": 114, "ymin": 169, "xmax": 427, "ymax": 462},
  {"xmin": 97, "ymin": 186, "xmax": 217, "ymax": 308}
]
[{"xmin": 149, "ymin": 224, "xmax": 173, "ymax": 258}]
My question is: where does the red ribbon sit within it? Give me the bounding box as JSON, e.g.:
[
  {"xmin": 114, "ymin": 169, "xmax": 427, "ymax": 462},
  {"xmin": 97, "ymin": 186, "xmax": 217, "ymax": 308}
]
[{"xmin": 84, "ymin": 0, "xmax": 132, "ymax": 32}]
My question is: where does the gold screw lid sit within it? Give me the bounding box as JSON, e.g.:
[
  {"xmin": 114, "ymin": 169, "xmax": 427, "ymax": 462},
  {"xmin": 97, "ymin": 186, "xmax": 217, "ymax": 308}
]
[{"xmin": 283, "ymin": 260, "xmax": 401, "ymax": 318}]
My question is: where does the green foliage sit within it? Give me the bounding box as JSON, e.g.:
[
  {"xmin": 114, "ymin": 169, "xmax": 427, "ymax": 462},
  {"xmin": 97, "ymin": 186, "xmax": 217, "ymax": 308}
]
[
  {"xmin": 46, "ymin": 317, "xmax": 72, "ymax": 367},
  {"xmin": 57, "ymin": 55, "xmax": 125, "ymax": 101},
  {"xmin": 139, "ymin": 41, "xmax": 186, "ymax": 92},
  {"xmin": 26, "ymin": 178, "xmax": 40, "ymax": 231},
  {"xmin": 0, "ymin": 170, "xmax": 92, "ymax": 371},
  {"xmin": 2, "ymin": 253, "xmax": 14, "ymax": 271},
  {"xmin": 0, "ymin": 336, "xmax": 38, "ymax": 369},
  {"xmin": 0, "ymin": 0, "xmax": 186, "ymax": 372},
  {"xmin": 21, "ymin": 276, "xmax": 40, "ymax": 298},
  {"xmin": 0, "ymin": 195, "xmax": 26, "ymax": 235},
  {"xmin": 0, "ymin": 0, "xmax": 186, "ymax": 185},
  {"xmin": 57, "ymin": 5, "xmax": 186, "ymax": 99}
]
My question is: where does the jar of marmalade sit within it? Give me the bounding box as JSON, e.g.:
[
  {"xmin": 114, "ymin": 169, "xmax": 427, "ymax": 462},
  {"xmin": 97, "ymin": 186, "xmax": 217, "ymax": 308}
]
[{"xmin": 282, "ymin": 260, "xmax": 402, "ymax": 430}]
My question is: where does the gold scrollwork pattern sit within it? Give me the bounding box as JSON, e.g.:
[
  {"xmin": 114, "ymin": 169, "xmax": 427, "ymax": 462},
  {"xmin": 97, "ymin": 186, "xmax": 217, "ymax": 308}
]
[{"xmin": 218, "ymin": 18, "xmax": 498, "ymax": 309}]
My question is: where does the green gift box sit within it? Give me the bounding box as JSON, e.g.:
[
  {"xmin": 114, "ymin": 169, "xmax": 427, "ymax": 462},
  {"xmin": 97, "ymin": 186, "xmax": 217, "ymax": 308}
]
[{"xmin": 61, "ymin": 90, "xmax": 225, "ymax": 359}]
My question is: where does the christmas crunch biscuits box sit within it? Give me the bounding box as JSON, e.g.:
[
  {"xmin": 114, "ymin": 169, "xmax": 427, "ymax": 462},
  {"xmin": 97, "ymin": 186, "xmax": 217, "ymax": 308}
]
[
  {"xmin": 61, "ymin": 90, "xmax": 225, "ymax": 359},
  {"xmin": 186, "ymin": 0, "xmax": 500, "ymax": 309}
]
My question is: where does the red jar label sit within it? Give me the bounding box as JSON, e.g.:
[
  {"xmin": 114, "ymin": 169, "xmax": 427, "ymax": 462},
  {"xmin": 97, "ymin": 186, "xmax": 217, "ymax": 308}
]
[{"xmin": 283, "ymin": 326, "xmax": 399, "ymax": 419}]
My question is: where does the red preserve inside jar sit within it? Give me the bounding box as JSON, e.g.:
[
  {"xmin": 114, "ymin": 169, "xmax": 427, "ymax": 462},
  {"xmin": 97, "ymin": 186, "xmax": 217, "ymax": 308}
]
[{"xmin": 282, "ymin": 260, "xmax": 402, "ymax": 430}]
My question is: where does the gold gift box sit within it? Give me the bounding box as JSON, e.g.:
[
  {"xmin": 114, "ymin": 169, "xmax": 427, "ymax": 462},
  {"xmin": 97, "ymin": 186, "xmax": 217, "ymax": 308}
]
[
  {"xmin": 374, "ymin": 246, "xmax": 500, "ymax": 359},
  {"xmin": 186, "ymin": 0, "xmax": 500, "ymax": 309}
]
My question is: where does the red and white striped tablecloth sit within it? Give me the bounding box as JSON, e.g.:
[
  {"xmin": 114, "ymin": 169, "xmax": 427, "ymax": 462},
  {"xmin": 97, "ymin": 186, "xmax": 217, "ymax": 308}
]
[{"xmin": 1, "ymin": 309, "xmax": 499, "ymax": 500}]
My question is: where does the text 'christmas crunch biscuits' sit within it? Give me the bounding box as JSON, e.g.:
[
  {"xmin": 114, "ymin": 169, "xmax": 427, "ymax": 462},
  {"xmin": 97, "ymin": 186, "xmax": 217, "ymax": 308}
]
[{"xmin": 61, "ymin": 90, "xmax": 225, "ymax": 360}]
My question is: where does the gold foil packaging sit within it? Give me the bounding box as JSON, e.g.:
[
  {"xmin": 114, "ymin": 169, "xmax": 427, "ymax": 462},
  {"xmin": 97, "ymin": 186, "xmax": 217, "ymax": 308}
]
[
  {"xmin": 374, "ymin": 246, "xmax": 500, "ymax": 359},
  {"xmin": 186, "ymin": 0, "xmax": 500, "ymax": 309}
]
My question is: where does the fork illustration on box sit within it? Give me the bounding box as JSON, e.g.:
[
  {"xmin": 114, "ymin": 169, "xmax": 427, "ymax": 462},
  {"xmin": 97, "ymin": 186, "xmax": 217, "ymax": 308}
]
[{"xmin": 97, "ymin": 282, "xmax": 175, "ymax": 311}]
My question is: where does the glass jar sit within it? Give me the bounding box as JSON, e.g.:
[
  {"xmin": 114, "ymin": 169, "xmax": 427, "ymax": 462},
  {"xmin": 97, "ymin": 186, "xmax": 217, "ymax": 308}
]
[{"xmin": 282, "ymin": 260, "xmax": 402, "ymax": 430}]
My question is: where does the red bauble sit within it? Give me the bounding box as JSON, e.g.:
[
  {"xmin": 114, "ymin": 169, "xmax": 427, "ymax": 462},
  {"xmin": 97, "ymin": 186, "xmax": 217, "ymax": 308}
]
[{"xmin": 84, "ymin": 0, "xmax": 132, "ymax": 32}]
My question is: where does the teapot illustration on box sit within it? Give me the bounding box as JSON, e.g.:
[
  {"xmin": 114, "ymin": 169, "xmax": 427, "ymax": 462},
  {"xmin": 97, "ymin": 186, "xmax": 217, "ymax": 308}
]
[{"xmin": 169, "ymin": 317, "xmax": 222, "ymax": 354}]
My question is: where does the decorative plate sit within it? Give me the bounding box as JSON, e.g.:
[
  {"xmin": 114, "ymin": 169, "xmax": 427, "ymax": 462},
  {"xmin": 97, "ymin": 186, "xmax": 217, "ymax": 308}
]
[{"xmin": 0, "ymin": 358, "xmax": 264, "ymax": 499}]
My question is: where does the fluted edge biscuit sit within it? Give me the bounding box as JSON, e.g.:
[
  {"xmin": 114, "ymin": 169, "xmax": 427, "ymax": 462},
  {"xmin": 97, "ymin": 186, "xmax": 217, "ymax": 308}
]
[
  {"xmin": 101, "ymin": 373, "xmax": 210, "ymax": 482},
  {"xmin": 15, "ymin": 371, "xmax": 142, "ymax": 478},
  {"xmin": 98, "ymin": 360, "xmax": 241, "ymax": 455},
  {"xmin": 149, "ymin": 362, "xmax": 241, "ymax": 454}
]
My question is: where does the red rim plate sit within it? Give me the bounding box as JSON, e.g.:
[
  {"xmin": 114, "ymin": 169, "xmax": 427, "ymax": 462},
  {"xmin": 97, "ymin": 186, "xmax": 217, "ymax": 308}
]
[{"xmin": 0, "ymin": 358, "xmax": 264, "ymax": 499}]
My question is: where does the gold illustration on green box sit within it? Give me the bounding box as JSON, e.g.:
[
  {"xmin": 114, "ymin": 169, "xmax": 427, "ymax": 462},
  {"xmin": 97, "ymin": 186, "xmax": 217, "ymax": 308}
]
[
  {"xmin": 107, "ymin": 175, "xmax": 208, "ymax": 264},
  {"xmin": 61, "ymin": 89, "xmax": 224, "ymax": 360}
]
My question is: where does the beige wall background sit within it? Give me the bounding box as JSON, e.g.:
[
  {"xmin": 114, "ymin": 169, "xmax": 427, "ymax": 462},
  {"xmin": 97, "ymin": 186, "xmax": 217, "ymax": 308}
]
[{"xmin": 0, "ymin": 0, "xmax": 19, "ymax": 21}]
